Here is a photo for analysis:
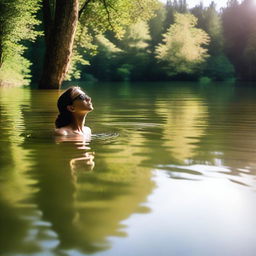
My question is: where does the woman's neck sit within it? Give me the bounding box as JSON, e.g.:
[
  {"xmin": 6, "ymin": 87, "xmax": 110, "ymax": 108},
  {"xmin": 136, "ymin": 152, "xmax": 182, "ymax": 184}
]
[{"xmin": 71, "ymin": 113, "xmax": 87, "ymax": 132}]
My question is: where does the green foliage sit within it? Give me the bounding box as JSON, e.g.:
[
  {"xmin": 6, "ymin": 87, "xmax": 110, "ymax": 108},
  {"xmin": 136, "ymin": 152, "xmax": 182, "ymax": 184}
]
[
  {"xmin": 79, "ymin": 19, "xmax": 153, "ymax": 82},
  {"xmin": 0, "ymin": 0, "xmax": 41, "ymax": 85},
  {"xmin": 3, "ymin": 0, "xmax": 256, "ymax": 84},
  {"xmin": 52, "ymin": 0, "xmax": 255, "ymax": 82},
  {"xmin": 204, "ymin": 55, "xmax": 235, "ymax": 81},
  {"xmin": 79, "ymin": 0, "xmax": 160, "ymax": 38},
  {"xmin": 117, "ymin": 64, "xmax": 133, "ymax": 81},
  {"xmin": 87, "ymin": 34, "xmax": 122, "ymax": 81},
  {"xmin": 95, "ymin": 34, "xmax": 122, "ymax": 53},
  {"xmin": 65, "ymin": 24, "xmax": 96, "ymax": 81},
  {"xmin": 65, "ymin": 0, "xmax": 159, "ymax": 81},
  {"xmin": 173, "ymin": 0, "xmax": 188, "ymax": 13},
  {"xmin": 156, "ymin": 13, "xmax": 210, "ymax": 76},
  {"xmin": 191, "ymin": 2, "xmax": 223, "ymax": 55},
  {"xmin": 199, "ymin": 76, "xmax": 212, "ymax": 84},
  {"xmin": 116, "ymin": 20, "xmax": 157, "ymax": 82},
  {"xmin": 163, "ymin": 0, "xmax": 188, "ymax": 32},
  {"xmin": 203, "ymin": 3, "xmax": 222, "ymax": 42},
  {"xmin": 0, "ymin": 54, "xmax": 31, "ymax": 86},
  {"xmin": 120, "ymin": 21, "xmax": 151, "ymax": 50},
  {"xmin": 65, "ymin": 51, "xmax": 90, "ymax": 81},
  {"xmin": 148, "ymin": 4, "xmax": 166, "ymax": 47}
]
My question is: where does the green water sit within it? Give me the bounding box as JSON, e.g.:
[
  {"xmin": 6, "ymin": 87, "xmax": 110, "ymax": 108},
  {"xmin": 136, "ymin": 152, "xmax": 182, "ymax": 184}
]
[{"xmin": 0, "ymin": 82, "xmax": 256, "ymax": 256}]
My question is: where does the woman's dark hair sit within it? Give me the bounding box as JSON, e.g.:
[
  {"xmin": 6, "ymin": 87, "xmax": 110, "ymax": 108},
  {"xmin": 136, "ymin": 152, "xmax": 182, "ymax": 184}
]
[{"xmin": 55, "ymin": 86, "xmax": 80, "ymax": 128}]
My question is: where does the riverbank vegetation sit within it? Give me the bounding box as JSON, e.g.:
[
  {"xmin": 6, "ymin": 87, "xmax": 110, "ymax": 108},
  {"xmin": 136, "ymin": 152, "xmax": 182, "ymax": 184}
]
[{"xmin": 0, "ymin": 0, "xmax": 255, "ymax": 88}]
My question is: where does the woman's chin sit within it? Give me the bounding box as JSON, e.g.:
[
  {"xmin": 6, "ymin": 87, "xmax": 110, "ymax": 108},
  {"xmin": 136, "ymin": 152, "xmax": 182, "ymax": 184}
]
[{"xmin": 87, "ymin": 106, "xmax": 93, "ymax": 112}]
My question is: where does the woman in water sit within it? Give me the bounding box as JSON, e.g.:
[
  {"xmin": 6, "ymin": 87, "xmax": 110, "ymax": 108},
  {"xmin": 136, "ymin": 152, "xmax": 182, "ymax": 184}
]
[{"xmin": 54, "ymin": 86, "xmax": 93, "ymax": 139}]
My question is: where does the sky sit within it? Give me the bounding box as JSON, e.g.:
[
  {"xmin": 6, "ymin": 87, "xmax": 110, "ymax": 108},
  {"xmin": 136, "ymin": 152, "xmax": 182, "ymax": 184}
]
[{"xmin": 159, "ymin": 0, "xmax": 232, "ymax": 9}]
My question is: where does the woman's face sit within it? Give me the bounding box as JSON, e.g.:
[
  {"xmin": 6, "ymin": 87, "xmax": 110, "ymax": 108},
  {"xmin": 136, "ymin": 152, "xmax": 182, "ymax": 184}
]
[{"xmin": 70, "ymin": 88, "xmax": 93, "ymax": 113}]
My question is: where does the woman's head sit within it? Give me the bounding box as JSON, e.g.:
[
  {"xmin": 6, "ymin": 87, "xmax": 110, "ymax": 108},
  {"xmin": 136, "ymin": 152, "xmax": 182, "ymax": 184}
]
[{"xmin": 55, "ymin": 86, "xmax": 93, "ymax": 128}]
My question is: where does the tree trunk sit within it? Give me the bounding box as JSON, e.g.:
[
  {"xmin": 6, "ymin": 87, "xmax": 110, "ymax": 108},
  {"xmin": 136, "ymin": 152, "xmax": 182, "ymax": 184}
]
[{"xmin": 39, "ymin": 0, "xmax": 79, "ymax": 89}]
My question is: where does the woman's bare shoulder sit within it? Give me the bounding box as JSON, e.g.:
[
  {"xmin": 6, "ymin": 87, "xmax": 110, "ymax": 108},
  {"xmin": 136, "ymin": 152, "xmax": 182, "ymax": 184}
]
[
  {"xmin": 54, "ymin": 127, "xmax": 71, "ymax": 136},
  {"xmin": 83, "ymin": 126, "xmax": 91, "ymax": 134}
]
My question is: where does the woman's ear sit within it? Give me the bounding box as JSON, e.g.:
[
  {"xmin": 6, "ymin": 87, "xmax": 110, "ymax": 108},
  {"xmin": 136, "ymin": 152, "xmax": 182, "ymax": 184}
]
[{"xmin": 67, "ymin": 105, "xmax": 75, "ymax": 112}]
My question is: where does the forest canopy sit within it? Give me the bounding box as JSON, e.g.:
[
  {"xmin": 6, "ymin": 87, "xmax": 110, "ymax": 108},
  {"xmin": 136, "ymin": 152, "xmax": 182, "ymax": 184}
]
[{"xmin": 0, "ymin": 0, "xmax": 255, "ymax": 87}]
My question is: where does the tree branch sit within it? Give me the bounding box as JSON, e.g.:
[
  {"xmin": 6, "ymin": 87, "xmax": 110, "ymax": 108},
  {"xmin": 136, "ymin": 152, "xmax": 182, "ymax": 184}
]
[
  {"xmin": 79, "ymin": 0, "xmax": 93, "ymax": 19},
  {"xmin": 101, "ymin": 0, "xmax": 115, "ymax": 32}
]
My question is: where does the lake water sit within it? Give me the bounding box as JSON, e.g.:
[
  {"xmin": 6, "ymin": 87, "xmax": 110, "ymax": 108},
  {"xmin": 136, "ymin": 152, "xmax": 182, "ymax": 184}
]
[{"xmin": 0, "ymin": 82, "xmax": 256, "ymax": 256}]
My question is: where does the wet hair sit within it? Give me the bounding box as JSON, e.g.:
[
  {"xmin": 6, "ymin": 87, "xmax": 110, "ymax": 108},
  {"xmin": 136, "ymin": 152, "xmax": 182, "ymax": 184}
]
[{"xmin": 55, "ymin": 86, "xmax": 81, "ymax": 128}]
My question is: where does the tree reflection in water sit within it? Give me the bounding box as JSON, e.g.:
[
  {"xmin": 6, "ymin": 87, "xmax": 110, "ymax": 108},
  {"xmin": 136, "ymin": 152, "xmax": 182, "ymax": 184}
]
[{"xmin": 24, "ymin": 131, "xmax": 154, "ymax": 254}]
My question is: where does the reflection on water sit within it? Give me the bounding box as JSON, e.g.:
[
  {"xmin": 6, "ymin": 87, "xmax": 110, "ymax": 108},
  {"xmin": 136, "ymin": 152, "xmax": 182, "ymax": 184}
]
[
  {"xmin": 0, "ymin": 88, "xmax": 38, "ymax": 254},
  {"xmin": 155, "ymin": 163, "xmax": 256, "ymax": 187},
  {"xmin": 155, "ymin": 89, "xmax": 208, "ymax": 162},
  {"xmin": 0, "ymin": 82, "xmax": 256, "ymax": 255}
]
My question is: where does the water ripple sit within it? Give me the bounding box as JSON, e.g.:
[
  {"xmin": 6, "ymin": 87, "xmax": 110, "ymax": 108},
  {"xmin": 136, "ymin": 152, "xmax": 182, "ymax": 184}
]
[{"xmin": 155, "ymin": 163, "xmax": 256, "ymax": 188}]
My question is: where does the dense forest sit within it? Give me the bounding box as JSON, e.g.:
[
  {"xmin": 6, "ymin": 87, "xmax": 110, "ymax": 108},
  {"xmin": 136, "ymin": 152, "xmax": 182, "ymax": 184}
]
[{"xmin": 0, "ymin": 0, "xmax": 256, "ymax": 88}]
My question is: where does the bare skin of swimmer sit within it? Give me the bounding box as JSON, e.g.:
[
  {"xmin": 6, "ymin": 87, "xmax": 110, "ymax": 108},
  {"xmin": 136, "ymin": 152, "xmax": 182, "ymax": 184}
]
[{"xmin": 55, "ymin": 88, "xmax": 93, "ymax": 138}]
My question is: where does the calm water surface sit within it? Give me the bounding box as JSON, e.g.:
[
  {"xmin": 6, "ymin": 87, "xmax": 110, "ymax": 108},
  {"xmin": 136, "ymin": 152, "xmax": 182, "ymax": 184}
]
[{"xmin": 0, "ymin": 82, "xmax": 256, "ymax": 256}]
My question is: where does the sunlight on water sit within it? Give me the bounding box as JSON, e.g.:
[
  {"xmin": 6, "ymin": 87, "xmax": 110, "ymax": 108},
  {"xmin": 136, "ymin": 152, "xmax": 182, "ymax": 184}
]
[
  {"xmin": 108, "ymin": 170, "xmax": 256, "ymax": 256},
  {"xmin": 155, "ymin": 163, "xmax": 256, "ymax": 187}
]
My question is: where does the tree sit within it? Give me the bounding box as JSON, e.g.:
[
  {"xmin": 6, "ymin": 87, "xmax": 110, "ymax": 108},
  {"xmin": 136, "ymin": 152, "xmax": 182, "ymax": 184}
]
[
  {"xmin": 85, "ymin": 21, "xmax": 152, "ymax": 81},
  {"xmin": 0, "ymin": 0, "xmax": 41, "ymax": 86},
  {"xmin": 39, "ymin": 0, "xmax": 80, "ymax": 89},
  {"xmin": 85, "ymin": 34, "xmax": 122, "ymax": 81},
  {"xmin": 163, "ymin": 0, "xmax": 188, "ymax": 33},
  {"xmin": 204, "ymin": 54, "xmax": 235, "ymax": 81},
  {"xmin": 148, "ymin": 4, "xmax": 166, "ymax": 48},
  {"xmin": 222, "ymin": 0, "xmax": 256, "ymax": 80},
  {"xmin": 190, "ymin": 2, "xmax": 235, "ymax": 81},
  {"xmin": 243, "ymin": 32, "xmax": 256, "ymax": 80},
  {"xmin": 117, "ymin": 21, "xmax": 152, "ymax": 81},
  {"xmin": 156, "ymin": 13, "xmax": 210, "ymax": 76},
  {"xmin": 203, "ymin": 2, "xmax": 223, "ymax": 55},
  {"xmin": 39, "ymin": 0, "xmax": 159, "ymax": 89},
  {"xmin": 120, "ymin": 21, "xmax": 151, "ymax": 51},
  {"xmin": 191, "ymin": 1, "xmax": 223, "ymax": 55}
]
